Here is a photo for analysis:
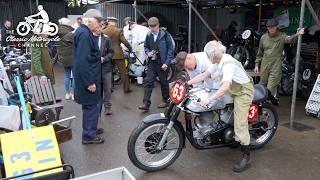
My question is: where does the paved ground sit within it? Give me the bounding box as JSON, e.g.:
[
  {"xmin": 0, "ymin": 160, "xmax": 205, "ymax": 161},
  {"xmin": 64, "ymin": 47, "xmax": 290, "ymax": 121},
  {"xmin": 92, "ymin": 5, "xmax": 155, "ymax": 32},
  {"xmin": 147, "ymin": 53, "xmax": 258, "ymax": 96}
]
[{"xmin": 53, "ymin": 65, "xmax": 320, "ymax": 180}]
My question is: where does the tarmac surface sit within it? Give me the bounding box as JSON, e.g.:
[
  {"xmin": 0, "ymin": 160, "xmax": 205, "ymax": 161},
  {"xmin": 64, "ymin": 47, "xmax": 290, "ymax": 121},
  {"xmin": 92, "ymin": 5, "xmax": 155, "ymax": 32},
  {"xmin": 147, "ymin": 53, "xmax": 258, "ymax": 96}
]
[{"xmin": 53, "ymin": 65, "xmax": 320, "ymax": 180}]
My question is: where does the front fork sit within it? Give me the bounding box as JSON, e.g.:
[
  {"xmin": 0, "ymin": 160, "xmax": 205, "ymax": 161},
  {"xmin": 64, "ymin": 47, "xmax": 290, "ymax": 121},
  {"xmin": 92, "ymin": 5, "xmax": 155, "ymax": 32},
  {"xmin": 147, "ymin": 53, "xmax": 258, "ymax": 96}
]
[{"xmin": 157, "ymin": 103, "xmax": 181, "ymax": 150}]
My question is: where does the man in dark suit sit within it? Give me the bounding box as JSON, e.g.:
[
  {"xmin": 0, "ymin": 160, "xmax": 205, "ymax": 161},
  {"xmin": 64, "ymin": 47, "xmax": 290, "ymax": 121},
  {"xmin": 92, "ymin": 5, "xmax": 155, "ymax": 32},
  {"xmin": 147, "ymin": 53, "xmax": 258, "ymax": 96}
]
[
  {"xmin": 138, "ymin": 17, "xmax": 174, "ymax": 111},
  {"xmin": 102, "ymin": 17, "xmax": 132, "ymax": 93},
  {"xmin": 95, "ymin": 21, "xmax": 114, "ymax": 115},
  {"xmin": 73, "ymin": 9, "xmax": 104, "ymax": 144}
]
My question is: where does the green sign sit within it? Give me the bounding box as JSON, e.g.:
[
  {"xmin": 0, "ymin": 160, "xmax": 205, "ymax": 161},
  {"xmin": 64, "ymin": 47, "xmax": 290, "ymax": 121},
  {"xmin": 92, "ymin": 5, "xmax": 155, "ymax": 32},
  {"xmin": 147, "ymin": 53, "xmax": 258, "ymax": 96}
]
[{"xmin": 274, "ymin": 8, "xmax": 312, "ymax": 33}]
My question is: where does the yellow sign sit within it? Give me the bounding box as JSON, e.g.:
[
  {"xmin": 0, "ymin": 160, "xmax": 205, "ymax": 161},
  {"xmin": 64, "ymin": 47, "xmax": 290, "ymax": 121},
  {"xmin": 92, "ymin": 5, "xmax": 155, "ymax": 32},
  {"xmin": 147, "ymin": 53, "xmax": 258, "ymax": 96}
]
[{"xmin": 1, "ymin": 125, "xmax": 62, "ymax": 178}]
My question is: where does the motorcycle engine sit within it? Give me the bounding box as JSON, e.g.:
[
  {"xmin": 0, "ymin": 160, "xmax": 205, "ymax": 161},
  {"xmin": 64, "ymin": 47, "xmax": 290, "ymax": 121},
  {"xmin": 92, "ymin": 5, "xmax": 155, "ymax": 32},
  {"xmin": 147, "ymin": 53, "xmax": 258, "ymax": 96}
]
[{"xmin": 193, "ymin": 107, "xmax": 234, "ymax": 146}]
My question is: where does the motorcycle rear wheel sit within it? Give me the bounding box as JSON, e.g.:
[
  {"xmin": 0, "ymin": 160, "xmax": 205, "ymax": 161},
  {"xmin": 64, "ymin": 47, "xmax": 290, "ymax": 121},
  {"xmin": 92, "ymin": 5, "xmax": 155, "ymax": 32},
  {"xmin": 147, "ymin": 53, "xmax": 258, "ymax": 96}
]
[
  {"xmin": 127, "ymin": 120, "xmax": 184, "ymax": 172},
  {"xmin": 250, "ymin": 103, "xmax": 278, "ymax": 150}
]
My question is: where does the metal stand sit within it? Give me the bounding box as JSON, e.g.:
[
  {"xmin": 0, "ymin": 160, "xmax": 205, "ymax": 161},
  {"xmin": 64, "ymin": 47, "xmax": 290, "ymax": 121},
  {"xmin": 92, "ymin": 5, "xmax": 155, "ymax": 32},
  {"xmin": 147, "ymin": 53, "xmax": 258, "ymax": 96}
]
[{"xmin": 290, "ymin": 0, "xmax": 320, "ymax": 128}]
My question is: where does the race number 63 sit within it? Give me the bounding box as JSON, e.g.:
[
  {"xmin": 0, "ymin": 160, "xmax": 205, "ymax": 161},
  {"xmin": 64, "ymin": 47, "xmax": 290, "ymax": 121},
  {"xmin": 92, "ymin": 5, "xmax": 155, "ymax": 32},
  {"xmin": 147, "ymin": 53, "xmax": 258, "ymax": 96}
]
[{"xmin": 170, "ymin": 82, "xmax": 186, "ymax": 104}]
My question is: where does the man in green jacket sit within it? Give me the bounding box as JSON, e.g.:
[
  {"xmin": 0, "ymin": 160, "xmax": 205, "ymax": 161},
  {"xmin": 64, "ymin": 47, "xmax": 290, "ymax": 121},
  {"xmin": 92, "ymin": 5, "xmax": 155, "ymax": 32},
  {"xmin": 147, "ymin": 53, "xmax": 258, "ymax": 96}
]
[{"xmin": 254, "ymin": 19, "xmax": 304, "ymax": 96}]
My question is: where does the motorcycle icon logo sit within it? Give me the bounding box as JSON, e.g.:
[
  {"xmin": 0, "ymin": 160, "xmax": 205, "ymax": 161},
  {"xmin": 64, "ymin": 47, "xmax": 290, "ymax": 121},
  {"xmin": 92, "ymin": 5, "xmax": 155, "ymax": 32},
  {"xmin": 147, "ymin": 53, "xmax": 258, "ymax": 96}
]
[{"xmin": 16, "ymin": 5, "xmax": 58, "ymax": 36}]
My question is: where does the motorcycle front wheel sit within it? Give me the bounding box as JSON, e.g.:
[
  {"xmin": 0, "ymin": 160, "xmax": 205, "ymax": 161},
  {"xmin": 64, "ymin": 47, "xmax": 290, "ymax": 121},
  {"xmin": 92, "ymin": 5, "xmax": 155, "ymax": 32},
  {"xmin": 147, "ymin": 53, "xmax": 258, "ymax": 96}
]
[
  {"xmin": 127, "ymin": 119, "xmax": 184, "ymax": 172},
  {"xmin": 250, "ymin": 103, "xmax": 278, "ymax": 150}
]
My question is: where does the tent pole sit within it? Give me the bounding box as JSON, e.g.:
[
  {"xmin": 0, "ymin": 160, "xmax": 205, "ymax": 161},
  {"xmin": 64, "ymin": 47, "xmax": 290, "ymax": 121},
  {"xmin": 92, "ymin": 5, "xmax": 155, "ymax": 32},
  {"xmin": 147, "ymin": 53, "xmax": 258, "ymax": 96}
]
[
  {"xmin": 132, "ymin": 4, "xmax": 148, "ymax": 22},
  {"xmin": 190, "ymin": 4, "xmax": 219, "ymax": 41},
  {"xmin": 188, "ymin": 0, "xmax": 192, "ymax": 53},
  {"xmin": 306, "ymin": 0, "xmax": 320, "ymax": 25},
  {"xmin": 258, "ymin": 0, "xmax": 262, "ymax": 31},
  {"xmin": 290, "ymin": 0, "xmax": 306, "ymax": 128},
  {"xmin": 134, "ymin": 0, "xmax": 137, "ymax": 22}
]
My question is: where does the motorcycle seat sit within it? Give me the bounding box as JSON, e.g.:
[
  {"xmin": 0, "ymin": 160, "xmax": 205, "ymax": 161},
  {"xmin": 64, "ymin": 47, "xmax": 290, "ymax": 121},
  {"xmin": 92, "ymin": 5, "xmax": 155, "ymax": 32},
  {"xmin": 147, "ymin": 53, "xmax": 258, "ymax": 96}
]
[{"xmin": 252, "ymin": 84, "xmax": 268, "ymax": 104}]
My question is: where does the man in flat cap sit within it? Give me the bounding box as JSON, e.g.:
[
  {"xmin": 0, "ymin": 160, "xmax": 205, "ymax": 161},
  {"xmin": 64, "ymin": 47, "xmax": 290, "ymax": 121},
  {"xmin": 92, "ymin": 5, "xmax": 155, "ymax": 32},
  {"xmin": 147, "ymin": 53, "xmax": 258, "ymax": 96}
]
[
  {"xmin": 123, "ymin": 17, "xmax": 132, "ymax": 41},
  {"xmin": 254, "ymin": 18, "xmax": 304, "ymax": 100},
  {"xmin": 138, "ymin": 17, "xmax": 174, "ymax": 111},
  {"xmin": 103, "ymin": 17, "xmax": 132, "ymax": 93},
  {"xmin": 73, "ymin": 9, "xmax": 104, "ymax": 144}
]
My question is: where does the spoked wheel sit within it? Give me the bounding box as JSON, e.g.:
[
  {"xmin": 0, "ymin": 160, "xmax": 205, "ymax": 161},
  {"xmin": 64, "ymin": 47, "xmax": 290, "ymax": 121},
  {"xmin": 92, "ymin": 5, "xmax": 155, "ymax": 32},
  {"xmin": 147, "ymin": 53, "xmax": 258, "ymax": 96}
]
[
  {"xmin": 229, "ymin": 45, "xmax": 251, "ymax": 69},
  {"xmin": 250, "ymin": 103, "xmax": 278, "ymax": 149},
  {"xmin": 127, "ymin": 120, "xmax": 183, "ymax": 172}
]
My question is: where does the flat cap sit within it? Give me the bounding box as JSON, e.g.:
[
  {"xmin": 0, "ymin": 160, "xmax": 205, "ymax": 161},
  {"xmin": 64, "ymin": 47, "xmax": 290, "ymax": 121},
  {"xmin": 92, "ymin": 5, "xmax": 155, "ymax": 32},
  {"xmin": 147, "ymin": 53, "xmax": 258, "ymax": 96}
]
[
  {"xmin": 266, "ymin": 19, "xmax": 278, "ymax": 27},
  {"xmin": 148, "ymin": 17, "xmax": 159, "ymax": 26},
  {"xmin": 107, "ymin": 17, "xmax": 118, "ymax": 21},
  {"xmin": 123, "ymin": 17, "xmax": 132, "ymax": 22}
]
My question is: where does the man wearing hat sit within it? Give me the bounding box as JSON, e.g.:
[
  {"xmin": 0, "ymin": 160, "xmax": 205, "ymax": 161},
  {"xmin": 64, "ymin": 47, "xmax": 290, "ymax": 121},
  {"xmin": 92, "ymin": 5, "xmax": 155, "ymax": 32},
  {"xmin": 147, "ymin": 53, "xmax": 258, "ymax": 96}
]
[
  {"xmin": 103, "ymin": 17, "xmax": 132, "ymax": 93},
  {"xmin": 138, "ymin": 17, "xmax": 174, "ymax": 111},
  {"xmin": 73, "ymin": 9, "xmax": 104, "ymax": 144},
  {"xmin": 123, "ymin": 17, "xmax": 132, "ymax": 41},
  {"xmin": 254, "ymin": 19, "xmax": 304, "ymax": 98}
]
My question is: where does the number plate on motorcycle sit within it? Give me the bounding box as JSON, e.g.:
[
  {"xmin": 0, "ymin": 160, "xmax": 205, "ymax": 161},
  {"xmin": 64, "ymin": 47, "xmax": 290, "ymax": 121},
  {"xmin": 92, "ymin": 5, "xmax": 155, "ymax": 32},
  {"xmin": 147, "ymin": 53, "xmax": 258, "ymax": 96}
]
[
  {"xmin": 248, "ymin": 104, "xmax": 258, "ymax": 122},
  {"xmin": 170, "ymin": 81, "xmax": 186, "ymax": 104}
]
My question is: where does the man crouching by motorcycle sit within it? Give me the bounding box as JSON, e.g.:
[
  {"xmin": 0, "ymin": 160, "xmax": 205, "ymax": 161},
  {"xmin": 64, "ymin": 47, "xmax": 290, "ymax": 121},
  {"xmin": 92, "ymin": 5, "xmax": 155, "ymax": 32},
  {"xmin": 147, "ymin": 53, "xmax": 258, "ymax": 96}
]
[{"xmin": 187, "ymin": 40, "xmax": 254, "ymax": 173}]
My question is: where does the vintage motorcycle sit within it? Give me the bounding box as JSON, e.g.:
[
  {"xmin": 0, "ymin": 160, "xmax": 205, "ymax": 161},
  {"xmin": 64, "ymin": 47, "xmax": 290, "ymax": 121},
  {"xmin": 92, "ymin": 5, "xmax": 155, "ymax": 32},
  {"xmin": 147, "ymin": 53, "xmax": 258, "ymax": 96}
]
[
  {"xmin": 127, "ymin": 77, "xmax": 278, "ymax": 172},
  {"xmin": 228, "ymin": 29, "xmax": 263, "ymax": 69}
]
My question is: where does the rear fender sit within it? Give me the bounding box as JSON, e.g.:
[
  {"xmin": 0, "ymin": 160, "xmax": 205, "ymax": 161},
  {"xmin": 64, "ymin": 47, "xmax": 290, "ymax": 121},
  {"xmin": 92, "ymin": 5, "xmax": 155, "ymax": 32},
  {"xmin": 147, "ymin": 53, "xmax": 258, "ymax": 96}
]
[{"xmin": 143, "ymin": 113, "xmax": 186, "ymax": 147}]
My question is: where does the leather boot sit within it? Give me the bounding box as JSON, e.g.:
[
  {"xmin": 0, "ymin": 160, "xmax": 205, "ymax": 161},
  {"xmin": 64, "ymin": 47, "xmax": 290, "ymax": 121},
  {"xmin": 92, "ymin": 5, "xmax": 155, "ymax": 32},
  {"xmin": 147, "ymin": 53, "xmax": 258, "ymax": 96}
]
[{"xmin": 233, "ymin": 145, "xmax": 251, "ymax": 173}]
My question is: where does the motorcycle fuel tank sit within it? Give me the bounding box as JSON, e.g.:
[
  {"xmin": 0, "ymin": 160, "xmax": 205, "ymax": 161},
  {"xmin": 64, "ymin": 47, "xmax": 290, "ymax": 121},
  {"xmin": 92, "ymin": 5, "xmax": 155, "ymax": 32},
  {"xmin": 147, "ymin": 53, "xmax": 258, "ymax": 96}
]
[{"xmin": 186, "ymin": 87, "xmax": 233, "ymax": 113}]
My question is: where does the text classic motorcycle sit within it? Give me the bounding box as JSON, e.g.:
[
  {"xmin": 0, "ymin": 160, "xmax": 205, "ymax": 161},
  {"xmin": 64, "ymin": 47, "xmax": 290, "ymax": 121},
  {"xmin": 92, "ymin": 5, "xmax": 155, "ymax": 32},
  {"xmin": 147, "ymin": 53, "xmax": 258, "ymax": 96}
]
[{"xmin": 127, "ymin": 79, "xmax": 278, "ymax": 172}]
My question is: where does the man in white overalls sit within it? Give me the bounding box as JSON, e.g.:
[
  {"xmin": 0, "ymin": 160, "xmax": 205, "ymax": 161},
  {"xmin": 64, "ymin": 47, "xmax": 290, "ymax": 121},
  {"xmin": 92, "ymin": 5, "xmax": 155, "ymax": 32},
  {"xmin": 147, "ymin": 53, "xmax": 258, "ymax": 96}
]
[{"xmin": 188, "ymin": 40, "xmax": 254, "ymax": 173}]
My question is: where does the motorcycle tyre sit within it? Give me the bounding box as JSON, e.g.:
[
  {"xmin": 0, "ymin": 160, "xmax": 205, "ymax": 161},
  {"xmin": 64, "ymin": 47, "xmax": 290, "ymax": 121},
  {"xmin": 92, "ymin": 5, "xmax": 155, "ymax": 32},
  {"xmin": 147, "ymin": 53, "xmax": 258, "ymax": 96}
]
[
  {"xmin": 156, "ymin": 65, "xmax": 175, "ymax": 82},
  {"xmin": 127, "ymin": 119, "xmax": 184, "ymax": 172},
  {"xmin": 250, "ymin": 103, "xmax": 278, "ymax": 150}
]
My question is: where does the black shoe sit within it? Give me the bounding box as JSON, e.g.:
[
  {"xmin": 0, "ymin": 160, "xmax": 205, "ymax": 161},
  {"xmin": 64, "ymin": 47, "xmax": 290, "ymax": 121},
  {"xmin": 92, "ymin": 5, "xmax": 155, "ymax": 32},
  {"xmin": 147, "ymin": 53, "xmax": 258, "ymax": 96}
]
[
  {"xmin": 138, "ymin": 104, "xmax": 150, "ymax": 111},
  {"xmin": 233, "ymin": 145, "xmax": 251, "ymax": 173},
  {"xmin": 82, "ymin": 136, "xmax": 105, "ymax": 144},
  {"xmin": 270, "ymin": 96, "xmax": 279, "ymax": 106},
  {"xmin": 97, "ymin": 128, "xmax": 104, "ymax": 135}
]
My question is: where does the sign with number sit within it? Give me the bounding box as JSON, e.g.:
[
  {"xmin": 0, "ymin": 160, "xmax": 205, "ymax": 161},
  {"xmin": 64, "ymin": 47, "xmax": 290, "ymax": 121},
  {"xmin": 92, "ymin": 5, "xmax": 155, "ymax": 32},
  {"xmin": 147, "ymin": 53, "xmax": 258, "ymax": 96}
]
[
  {"xmin": 170, "ymin": 82, "xmax": 186, "ymax": 104},
  {"xmin": 1, "ymin": 125, "xmax": 62, "ymax": 178},
  {"xmin": 248, "ymin": 104, "xmax": 258, "ymax": 122}
]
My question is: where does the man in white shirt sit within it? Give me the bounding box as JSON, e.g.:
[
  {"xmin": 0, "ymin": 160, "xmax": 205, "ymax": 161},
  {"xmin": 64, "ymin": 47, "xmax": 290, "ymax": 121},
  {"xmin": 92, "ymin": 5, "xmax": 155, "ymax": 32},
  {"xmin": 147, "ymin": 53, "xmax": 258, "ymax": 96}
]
[
  {"xmin": 175, "ymin": 51, "xmax": 215, "ymax": 89},
  {"xmin": 188, "ymin": 40, "xmax": 254, "ymax": 173}
]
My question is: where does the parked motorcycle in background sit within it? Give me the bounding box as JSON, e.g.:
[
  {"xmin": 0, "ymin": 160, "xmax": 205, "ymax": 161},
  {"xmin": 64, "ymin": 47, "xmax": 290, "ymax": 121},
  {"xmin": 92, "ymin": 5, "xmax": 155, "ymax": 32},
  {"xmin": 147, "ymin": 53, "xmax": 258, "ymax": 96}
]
[
  {"xmin": 227, "ymin": 29, "xmax": 263, "ymax": 69},
  {"xmin": 1, "ymin": 46, "xmax": 32, "ymax": 90},
  {"xmin": 280, "ymin": 46, "xmax": 316, "ymax": 100},
  {"xmin": 127, "ymin": 73, "xmax": 278, "ymax": 172}
]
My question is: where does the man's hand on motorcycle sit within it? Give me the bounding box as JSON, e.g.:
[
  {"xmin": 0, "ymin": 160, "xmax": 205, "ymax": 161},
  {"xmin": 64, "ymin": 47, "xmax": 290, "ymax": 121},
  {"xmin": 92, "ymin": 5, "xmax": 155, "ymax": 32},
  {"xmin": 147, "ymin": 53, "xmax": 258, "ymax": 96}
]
[
  {"xmin": 161, "ymin": 64, "xmax": 168, "ymax": 71},
  {"xmin": 200, "ymin": 99, "xmax": 210, "ymax": 108}
]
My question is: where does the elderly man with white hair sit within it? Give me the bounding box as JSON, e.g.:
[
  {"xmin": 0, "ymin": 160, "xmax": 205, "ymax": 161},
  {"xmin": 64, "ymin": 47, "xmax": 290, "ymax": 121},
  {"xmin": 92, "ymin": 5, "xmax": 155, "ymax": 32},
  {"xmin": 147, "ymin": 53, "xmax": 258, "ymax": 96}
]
[
  {"xmin": 73, "ymin": 9, "xmax": 104, "ymax": 144},
  {"xmin": 187, "ymin": 40, "xmax": 254, "ymax": 173}
]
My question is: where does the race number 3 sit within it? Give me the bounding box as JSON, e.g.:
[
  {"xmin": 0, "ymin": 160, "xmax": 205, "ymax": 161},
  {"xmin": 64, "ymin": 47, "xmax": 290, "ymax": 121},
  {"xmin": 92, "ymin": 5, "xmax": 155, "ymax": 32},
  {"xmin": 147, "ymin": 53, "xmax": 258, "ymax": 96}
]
[{"xmin": 248, "ymin": 104, "xmax": 258, "ymax": 122}]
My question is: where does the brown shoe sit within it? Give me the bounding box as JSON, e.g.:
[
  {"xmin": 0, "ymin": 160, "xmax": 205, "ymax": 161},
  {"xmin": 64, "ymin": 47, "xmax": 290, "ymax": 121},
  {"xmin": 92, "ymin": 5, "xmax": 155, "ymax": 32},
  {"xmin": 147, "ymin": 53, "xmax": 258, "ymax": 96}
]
[
  {"xmin": 124, "ymin": 89, "xmax": 132, "ymax": 94},
  {"xmin": 157, "ymin": 102, "xmax": 168, "ymax": 108},
  {"xmin": 104, "ymin": 107, "xmax": 112, "ymax": 115},
  {"xmin": 138, "ymin": 104, "xmax": 150, "ymax": 111}
]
